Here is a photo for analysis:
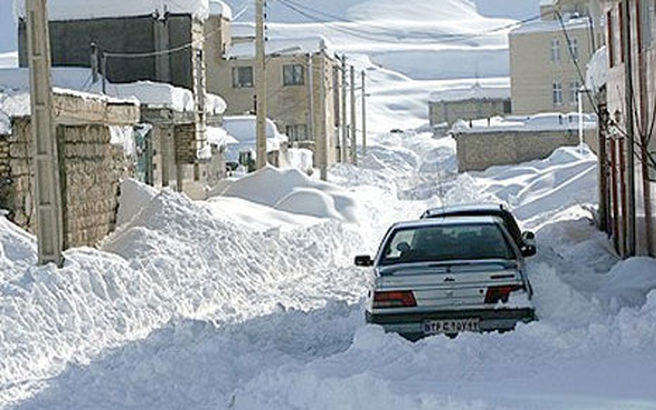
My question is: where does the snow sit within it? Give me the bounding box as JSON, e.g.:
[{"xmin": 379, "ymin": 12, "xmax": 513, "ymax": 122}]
[
  {"xmin": 209, "ymin": 0, "xmax": 232, "ymax": 20},
  {"xmin": 222, "ymin": 115, "xmax": 289, "ymax": 161},
  {"xmin": 225, "ymin": 36, "xmax": 332, "ymax": 59},
  {"xmin": 429, "ymin": 81, "xmax": 510, "ymax": 103},
  {"xmin": 285, "ymin": 148, "xmax": 314, "ymax": 174},
  {"xmin": 116, "ymin": 179, "xmax": 158, "ymax": 226},
  {"xmin": 218, "ymin": 166, "xmax": 360, "ymax": 223},
  {"xmin": 0, "ymin": 52, "xmax": 17, "ymax": 69},
  {"xmin": 206, "ymin": 126, "xmax": 238, "ymax": 147},
  {"xmin": 510, "ymin": 16, "xmax": 590, "ymax": 35},
  {"xmin": 0, "ymin": 110, "xmax": 10, "ymax": 135},
  {"xmin": 13, "ymin": 0, "xmax": 211, "ymax": 22},
  {"xmin": 0, "ymin": 69, "xmax": 227, "ymax": 115},
  {"xmin": 2, "ymin": 127, "xmax": 656, "ymax": 408},
  {"xmin": 586, "ymin": 46, "xmax": 608, "ymax": 92},
  {"xmin": 452, "ymin": 112, "xmax": 597, "ymax": 134}
]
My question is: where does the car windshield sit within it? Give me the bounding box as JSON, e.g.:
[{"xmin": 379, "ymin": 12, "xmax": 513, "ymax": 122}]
[{"xmin": 380, "ymin": 223, "xmax": 515, "ymax": 266}]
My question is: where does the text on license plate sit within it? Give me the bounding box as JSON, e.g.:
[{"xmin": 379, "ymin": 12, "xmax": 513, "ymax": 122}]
[{"xmin": 423, "ymin": 318, "xmax": 480, "ymax": 334}]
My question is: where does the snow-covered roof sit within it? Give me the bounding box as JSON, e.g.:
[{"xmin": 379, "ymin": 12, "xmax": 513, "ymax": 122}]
[
  {"xmin": 222, "ymin": 115, "xmax": 289, "ymax": 161},
  {"xmin": 510, "ymin": 16, "xmax": 589, "ymax": 35},
  {"xmin": 209, "ymin": 0, "xmax": 232, "ymax": 20},
  {"xmin": 0, "ymin": 68, "xmax": 226, "ymax": 115},
  {"xmin": 586, "ymin": 46, "xmax": 608, "ymax": 92},
  {"xmin": 206, "ymin": 126, "xmax": 238, "ymax": 147},
  {"xmin": 225, "ymin": 37, "xmax": 332, "ymax": 59},
  {"xmin": 451, "ymin": 112, "xmax": 597, "ymax": 134},
  {"xmin": 429, "ymin": 82, "xmax": 510, "ymax": 103},
  {"xmin": 13, "ymin": 0, "xmax": 211, "ymax": 22}
]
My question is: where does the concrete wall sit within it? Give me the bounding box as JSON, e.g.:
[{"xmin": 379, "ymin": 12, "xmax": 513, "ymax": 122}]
[
  {"xmin": 429, "ymin": 98, "xmax": 511, "ymax": 128},
  {"xmin": 510, "ymin": 25, "xmax": 594, "ymax": 115},
  {"xmin": 453, "ymin": 129, "xmax": 585, "ymax": 172},
  {"xmin": 0, "ymin": 119, "xmax": 133, "ymax": 248},
  {"xmin": 18, "ymin": 14, "xmax": 197, "ymax": 90}
]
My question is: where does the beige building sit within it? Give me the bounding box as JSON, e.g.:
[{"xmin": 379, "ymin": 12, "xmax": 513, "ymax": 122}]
[
  {"xmin": 428, "ymin": 82, "xmax": 511, "ymax": 135},
  {"xmin": 205, "ymin": 16, "xmax": 342, "ymax": 164},
  {"xmin": 510, "ymin": 0, "xmax": 600, "ymax": 115}
]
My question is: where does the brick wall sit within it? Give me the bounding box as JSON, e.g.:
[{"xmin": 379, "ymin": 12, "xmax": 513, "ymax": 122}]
[
  {"xmin": 0, "ymin": 118, "xmax": 133, "ymax": 248},
  {"xmin": 453, "ymin": 129, "xmax": 587, "ymax": 172}
]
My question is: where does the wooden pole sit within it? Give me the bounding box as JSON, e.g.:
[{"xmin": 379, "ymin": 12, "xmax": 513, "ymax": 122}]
[{"xmin": 255, "ymin": 0, "xmax": 267, "ymax": 169}]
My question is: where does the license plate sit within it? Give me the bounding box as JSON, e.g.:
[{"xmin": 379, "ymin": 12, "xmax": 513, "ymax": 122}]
[{"xmin": 423, "ymin": 318, "xmax": 480, "ymax": 334}]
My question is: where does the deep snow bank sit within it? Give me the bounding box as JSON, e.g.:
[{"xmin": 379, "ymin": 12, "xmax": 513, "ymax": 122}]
[
  {"xmin": 0, "ymin": 187, "xmax": 363, "ymax": 407},
  {"xmin": 216, "ymin": 166, "xmax": 360, "ymax": 223}
]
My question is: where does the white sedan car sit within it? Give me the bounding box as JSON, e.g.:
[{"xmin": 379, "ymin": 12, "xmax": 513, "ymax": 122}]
[{"xmin": 355, "ymin": 216, "xmax": 536, "ymax": 340}]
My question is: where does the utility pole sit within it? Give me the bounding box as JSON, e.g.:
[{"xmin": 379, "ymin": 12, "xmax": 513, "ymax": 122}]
[
  {"xmin": 361, "ymin": 70, "xmax": 367, "ymax": 156},
  {"xmin": 255, "ymin": 0, "xmax": 267, "ymax": 169},
  {"xmin": 318, "ymin": 42, "xmax": 328, "ymax": 181},
  {"xmin": 90, "ymin": 43, "xmax": 99, "ymax": 84},
  {"xmin": 622, "ymin": 0, "xmax": 636, "ymax": 256},
  {"xmin": 307, "ymin": 53, "xmax": 314, "ymax": 148},
  {"xmin": 350, "ymin": 65, "xmax": 357, "ymax": 165},
  {"xmin": 26, "ymin": 0, "xmax": 64, "ymax": 267},
  {"xmin": 340, "ymin": 55, "xmax": 347, "ymax": 163}
]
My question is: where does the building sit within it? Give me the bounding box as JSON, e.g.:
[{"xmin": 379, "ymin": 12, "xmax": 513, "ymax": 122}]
[
  {"xmin": 509, "ymin": 0, "xmax": 600, "ymax": 115},
  {"xmin": 0, "ymin": 87, "xmax": 140, "ymax": 248},
  {"xmin": 428, "ymin": 82, "xmax": 511, "ymax": 135},
  {"xmin": 595, "ymin": 0, "xmax": 656, "ymax": 257},
  {"xmin": 450, "ymin": 112, "xmax": 596, "ymax": 172},
  {"xmin": 205, "ymin": 18, "xmax": 342, "ymax": 165},
  {"xmin": 14, "ymin": 0, "xmax": 214, "ymax": 165}
]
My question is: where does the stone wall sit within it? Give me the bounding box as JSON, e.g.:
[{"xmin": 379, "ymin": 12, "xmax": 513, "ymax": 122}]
[
  {"xmin": 0, "ymin": 118, "xmax": 133, "ymax": 248},
  {"xmin": 453, "ymin": 129, "xmax": 588, "ymax": 172}
]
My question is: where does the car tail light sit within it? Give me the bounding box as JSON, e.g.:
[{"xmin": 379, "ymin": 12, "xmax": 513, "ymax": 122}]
[
  {"xmin": 373, "ymin": 290, "xmax": 417, "ymax": 308},
  {"xmin": 485, "ymin": 285, "xmax": 523, "ymax": 304}
]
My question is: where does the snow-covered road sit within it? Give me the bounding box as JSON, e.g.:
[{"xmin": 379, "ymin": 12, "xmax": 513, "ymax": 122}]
[{"xmin": 3, "ymin": 132, "xmax": 656, "ymax": 409}]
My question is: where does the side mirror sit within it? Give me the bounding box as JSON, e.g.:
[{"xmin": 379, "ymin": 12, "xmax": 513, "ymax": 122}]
[
  {"xmin": 522, "ymin": 231, "xmax": 535, "ymax": 241},
  {"xmin": 521, "ymin": 245, "xmax": 537, "ymax": 258},
  {"xmin": 354, "ymin": 255, "xmax": 374, "ymax": 267}
]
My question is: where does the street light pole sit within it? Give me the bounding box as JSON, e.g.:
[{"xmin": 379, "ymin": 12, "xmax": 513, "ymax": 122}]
[
  {"xmin": 26, "ymin": 0, "xmax": 64, "ymax": 267},
  {"xmin": 255, "ymin": 0, "xmax": 267, "ymax": 169},
  {"xmin": 621, "ymin": 0, "xmax": 636, "ymax": 256},
  {"xmin": 340, "ymin": 55, "xmax": 347, "ymax": 163}
]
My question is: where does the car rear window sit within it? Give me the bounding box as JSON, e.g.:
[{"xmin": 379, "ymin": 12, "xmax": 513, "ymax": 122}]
[{"xmin": 380, "ymin": 223, "xmax": 515, "ymax": 266}]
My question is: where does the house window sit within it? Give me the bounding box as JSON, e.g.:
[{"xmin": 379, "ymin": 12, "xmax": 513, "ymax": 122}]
[
  {"xmin": 283, "ymin": 64, "xmax": 305, "ymax": 86},
  {"xmin": 553, "ymin": 81, "xmax": 563, "ymax": 105},
  {"xmin": 550, "ymin": 39, "xmax": 561, "ymax": 63},
  {"xmin": 568, "ymin": 38, "xmax": 579, "ymax": 60},
  {"xmin": 569, "ymin": 81, "xmax": 581, "ymax": 103},
  {"xmin": 232, "ymin": 66, "xmax": 253, "ymax": 88},
  {"xmin": 286, "ymin": 124, "xmax": 308, "ymax": 141},
  {"xmin": 503, "ymin": 100, "xmax": 512, "ymax": 114}
]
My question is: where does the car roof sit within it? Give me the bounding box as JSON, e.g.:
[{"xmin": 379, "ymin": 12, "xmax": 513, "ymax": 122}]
[
  {"xmin": 392, "ymin": 215, "xmax": 502, "ymax": 230},
  {"xmin": 423, "ymin": 203, "xmax": 504, "ymax": 218}
]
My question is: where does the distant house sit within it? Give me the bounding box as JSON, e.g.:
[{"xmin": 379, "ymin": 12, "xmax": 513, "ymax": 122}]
[
  {"xmin": 450, "ymin": 112, "xmax": 596, "ymax": 172},
  {"xmin": 509, "ymin": 0, "xmax": 602, "ymax": 115},
  {"xmin": 15, "ymin": 0, "xmax": 213, "ymax": 165},
  {"xmin": 428, "ymin": 82, "xmax": 511, "ymax": 136},
  {"xmin": 204, "ymin": 17, "xmax": 342, "ymax": 165}
]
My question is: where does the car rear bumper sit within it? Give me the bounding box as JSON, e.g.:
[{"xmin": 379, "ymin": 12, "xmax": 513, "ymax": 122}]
[{"xmin": 366, "ymin": 308, "xmax": 536, "ymax": 340}]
